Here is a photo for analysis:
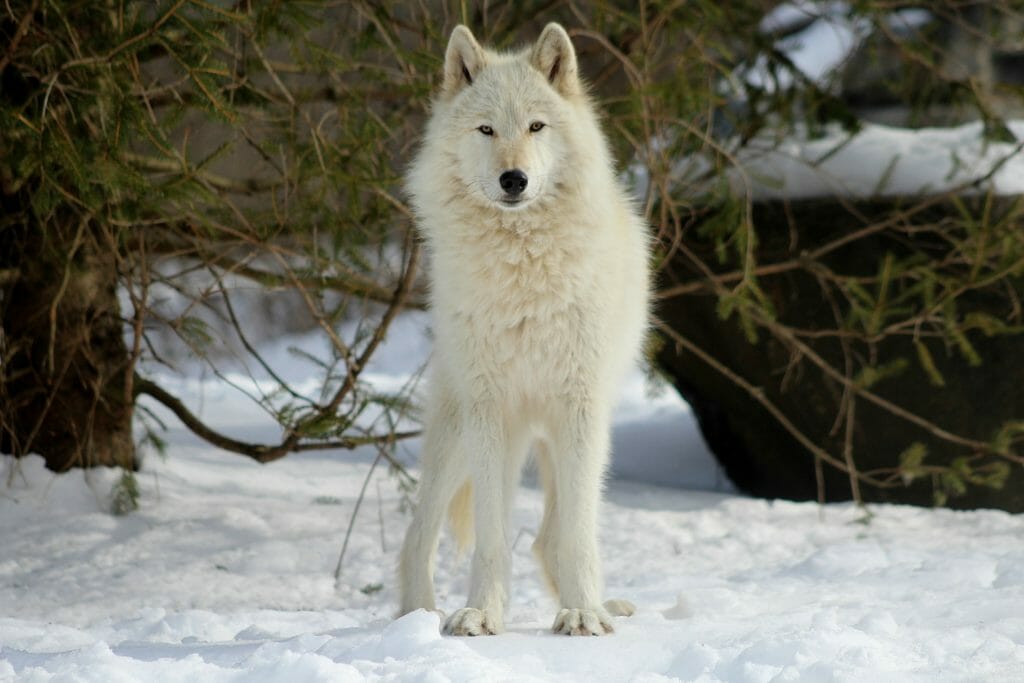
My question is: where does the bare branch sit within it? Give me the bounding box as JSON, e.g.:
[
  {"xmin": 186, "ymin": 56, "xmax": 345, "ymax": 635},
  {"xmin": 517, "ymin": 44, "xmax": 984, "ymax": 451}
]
[{"xmin": 133, "ymin": 375, "xmax": 419, "ymax": 466}]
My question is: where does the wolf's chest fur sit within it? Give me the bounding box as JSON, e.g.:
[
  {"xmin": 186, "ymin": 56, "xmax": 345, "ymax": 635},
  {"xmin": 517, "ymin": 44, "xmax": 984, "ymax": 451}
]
[
  {"xmin": 441, "ymin": 218, "xmax": 595, "ymax": 323},
  {"xmin": 431, "ymin": 218, "xmax": 604, "ymax": 395}
]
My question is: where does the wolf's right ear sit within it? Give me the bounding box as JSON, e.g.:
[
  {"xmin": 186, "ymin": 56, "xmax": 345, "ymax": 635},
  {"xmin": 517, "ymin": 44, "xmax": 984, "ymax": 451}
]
[
  {"xmin": 443, "ymin": 25, "xmax": 485, "ymax": 96},
  {"xmin": 531, "ymin": 23, "xmax": 580, "ymax": 96}
]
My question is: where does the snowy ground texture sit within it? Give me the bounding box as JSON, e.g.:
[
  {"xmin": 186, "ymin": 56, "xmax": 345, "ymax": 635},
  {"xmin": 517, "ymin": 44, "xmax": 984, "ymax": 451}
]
[{"xmin": 3, "ymin": 448, "xmax": 1024, "ymax": 682}]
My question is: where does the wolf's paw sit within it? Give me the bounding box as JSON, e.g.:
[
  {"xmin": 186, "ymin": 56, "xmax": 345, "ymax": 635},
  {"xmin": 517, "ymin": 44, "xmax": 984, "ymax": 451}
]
[
  {"xmin": 552, "ymin": 607, "xmax": 614, "ymax": 635},
  {"xmin": 603, "ymin": 598, "xmax": 636, "ymax": 617},
  {"xmin": 443, "ymin": 607, "xmax": 503, "ymax": 636}
]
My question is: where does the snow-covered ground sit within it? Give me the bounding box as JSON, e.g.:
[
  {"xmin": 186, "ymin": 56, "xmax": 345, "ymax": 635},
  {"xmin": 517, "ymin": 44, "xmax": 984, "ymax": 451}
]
[{"xmin": 3, "ymin": 446, "xmax": 1024, "ymax": 681}]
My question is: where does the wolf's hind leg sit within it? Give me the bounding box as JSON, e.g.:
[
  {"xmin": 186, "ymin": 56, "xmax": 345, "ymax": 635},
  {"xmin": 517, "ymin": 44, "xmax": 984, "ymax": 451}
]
[
  {"xmin": 532, "ymin": 441, "xmax": 560, "ymax": 597},
  {"xmin": 534, "ymin": 441, "xmax": 634, "ymax": 619}
]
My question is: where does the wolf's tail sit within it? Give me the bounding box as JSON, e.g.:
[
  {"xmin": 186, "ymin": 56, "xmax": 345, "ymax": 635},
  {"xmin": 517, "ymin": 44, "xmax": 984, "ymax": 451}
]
[{"xmin": 448, "ymin": 480, "xmax": 473, "ymax": 553}]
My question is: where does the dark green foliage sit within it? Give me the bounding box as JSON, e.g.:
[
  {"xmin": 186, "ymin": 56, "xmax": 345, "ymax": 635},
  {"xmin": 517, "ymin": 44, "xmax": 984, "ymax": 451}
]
[
  {"xmin": 617, "ymin": 2, "xmax": 1024, "ymax": 509},
  {"xmin": 659, "ymin": 196, "xmax": 1024, "ymax": 511},
  {"xmin": 1, "ymin": 1, "xmax": 432, "ymax": 477}
]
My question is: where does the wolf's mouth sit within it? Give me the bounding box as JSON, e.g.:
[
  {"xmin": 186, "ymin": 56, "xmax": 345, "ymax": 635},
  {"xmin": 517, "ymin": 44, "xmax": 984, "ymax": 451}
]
[{"xmin": 496, "ymin": 197, "xmax": 533, "ymax": 211}]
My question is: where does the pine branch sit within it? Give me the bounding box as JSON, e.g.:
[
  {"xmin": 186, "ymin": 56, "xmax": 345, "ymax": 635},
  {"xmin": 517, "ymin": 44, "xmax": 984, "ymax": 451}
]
[
  {"xmin": 121, "ymin": 152, "xmax": 282, "ymax": 194},
  {"xmin": 0, "ymin": 0, "xmax": 40, "ymax": 73}
]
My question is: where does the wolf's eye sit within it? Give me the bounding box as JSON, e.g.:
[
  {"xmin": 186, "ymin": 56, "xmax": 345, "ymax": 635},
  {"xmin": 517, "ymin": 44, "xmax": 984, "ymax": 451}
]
[
  {"xmin": 529, "ymin": 121, "xmax": 546, "ymax": 133},
  {"xmin": 478, "ymin": 125, "xmax": 494, "ymax": 136}
]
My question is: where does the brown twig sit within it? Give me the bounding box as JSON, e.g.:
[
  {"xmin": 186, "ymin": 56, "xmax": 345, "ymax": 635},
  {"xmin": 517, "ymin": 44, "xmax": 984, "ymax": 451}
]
[
  {"xmin": 133, "ymin": 375, "xmax": 419, "ymax": 466},
  {"xmin": 656, "ymin": 320, "xmax": 890, "ymax": 487}
]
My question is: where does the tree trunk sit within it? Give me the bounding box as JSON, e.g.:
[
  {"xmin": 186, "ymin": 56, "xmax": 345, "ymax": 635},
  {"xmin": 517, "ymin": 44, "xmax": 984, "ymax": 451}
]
[
  {"xmin": 1, "ymin": 223, "xmax": 135, "ymax": 470},
  {"xmin": 657, "ymin": 198, "xmax": 1024, "ymax": 512}
]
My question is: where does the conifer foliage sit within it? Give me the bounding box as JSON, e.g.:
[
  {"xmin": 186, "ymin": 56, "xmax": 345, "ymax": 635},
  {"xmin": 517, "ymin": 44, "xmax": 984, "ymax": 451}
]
[{"xmin": 1, "ymin": 2, "xmax": 425, "ymax": 472}]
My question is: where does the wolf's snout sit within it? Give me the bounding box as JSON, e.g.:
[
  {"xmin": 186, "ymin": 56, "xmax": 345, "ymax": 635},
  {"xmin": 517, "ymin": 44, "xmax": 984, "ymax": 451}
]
[{"xmin": 499, "ymin": 169, "xmax": 528, "ymax": 196}]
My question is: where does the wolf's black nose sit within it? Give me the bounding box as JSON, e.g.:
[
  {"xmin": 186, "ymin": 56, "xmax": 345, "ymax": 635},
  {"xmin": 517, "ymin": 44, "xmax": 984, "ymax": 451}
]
[{"xmin": 499, "ymin": 169, "xmax": 528, "ymax": 196}]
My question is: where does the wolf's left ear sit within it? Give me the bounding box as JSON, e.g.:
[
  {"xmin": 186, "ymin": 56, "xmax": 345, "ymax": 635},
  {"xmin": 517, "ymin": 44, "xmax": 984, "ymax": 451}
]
[
  {"xmin": 443, "ymin": 25, "xmax": 485, "ymax": 96},
  {"xmin": 531, "ymin": 23, "xmax": 580, "ymax": 96}
]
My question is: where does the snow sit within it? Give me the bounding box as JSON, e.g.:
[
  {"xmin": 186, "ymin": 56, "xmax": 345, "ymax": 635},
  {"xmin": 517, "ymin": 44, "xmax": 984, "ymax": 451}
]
[
  {"xmin": 731, "ymin": 120, "xmax": 1024, "ymax": 200},
  {"xmin": 3, "ymin": 447, "xmax": 1024, "ymax": 681}
]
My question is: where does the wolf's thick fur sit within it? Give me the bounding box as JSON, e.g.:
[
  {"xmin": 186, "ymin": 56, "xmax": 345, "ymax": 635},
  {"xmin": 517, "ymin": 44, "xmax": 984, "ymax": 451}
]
[{"xmin": 398, "ymin": 23, "xmax": 650, "ymax": 636}]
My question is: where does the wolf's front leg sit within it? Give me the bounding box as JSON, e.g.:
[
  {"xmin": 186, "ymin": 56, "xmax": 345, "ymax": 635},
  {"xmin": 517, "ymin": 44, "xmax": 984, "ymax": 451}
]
[
  {"xmin": 548, "ymin": 406, "xmax": 615, "ymax": 635},
  {"xmin": 444, "ymin": 411, "xmax": 512, "ymax": 636},
  {"xmin": 398, "ymin": 393, "xmax": 467, "ymax": 617},
  {"xmin": 397, "ymin": 484, "xmax": 448, "ymax": 616}
]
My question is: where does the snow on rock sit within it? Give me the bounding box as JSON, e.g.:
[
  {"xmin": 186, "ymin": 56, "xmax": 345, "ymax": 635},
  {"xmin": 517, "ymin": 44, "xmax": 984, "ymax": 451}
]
[
  {"xmin": 733, "ymin": 120, "xmax": 1024, "ymax": 200},
  {"xmin": 3, "ymin": 449, "xmax": 1024, "ymax": 681}
]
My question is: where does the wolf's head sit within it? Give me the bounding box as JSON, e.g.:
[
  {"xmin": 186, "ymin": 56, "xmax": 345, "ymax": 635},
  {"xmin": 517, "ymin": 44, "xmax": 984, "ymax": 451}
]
[{"xmin": 430, "ymin": 23, "xmax": 586, "ymax": 212}]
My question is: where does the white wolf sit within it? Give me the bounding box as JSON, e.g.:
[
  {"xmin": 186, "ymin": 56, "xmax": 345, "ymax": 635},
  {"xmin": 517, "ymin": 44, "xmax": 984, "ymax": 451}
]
[{"xmin": 398, "ymin": 22, "xmax": 650, "ymax": 637}]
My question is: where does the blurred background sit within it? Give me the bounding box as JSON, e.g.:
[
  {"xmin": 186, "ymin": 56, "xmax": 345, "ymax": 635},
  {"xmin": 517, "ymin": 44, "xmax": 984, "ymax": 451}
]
[{"xmin": 3, "ymin": 1, "xmax": 1024, "ymax": 510}]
